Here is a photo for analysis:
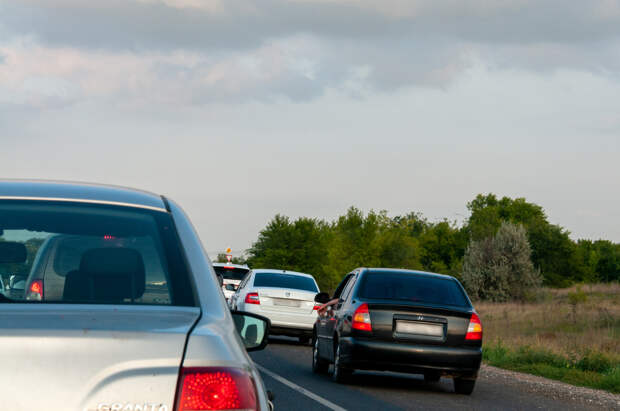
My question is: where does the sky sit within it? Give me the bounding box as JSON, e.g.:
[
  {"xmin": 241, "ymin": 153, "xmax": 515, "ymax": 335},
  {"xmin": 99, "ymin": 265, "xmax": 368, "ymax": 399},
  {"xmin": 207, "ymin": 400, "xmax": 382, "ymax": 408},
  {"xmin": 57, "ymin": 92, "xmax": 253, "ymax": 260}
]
[{"xmin": 1, "ymin": 0, "xmax": 620, "ymax": 255}]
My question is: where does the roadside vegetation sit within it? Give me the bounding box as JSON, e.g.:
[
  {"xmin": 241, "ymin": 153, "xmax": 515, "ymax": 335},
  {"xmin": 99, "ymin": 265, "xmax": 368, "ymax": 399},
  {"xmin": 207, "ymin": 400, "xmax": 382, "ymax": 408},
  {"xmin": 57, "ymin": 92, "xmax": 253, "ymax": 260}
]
[{"xmin": 478, "ymin": 283, "xmax": 620, "ymax": 393}]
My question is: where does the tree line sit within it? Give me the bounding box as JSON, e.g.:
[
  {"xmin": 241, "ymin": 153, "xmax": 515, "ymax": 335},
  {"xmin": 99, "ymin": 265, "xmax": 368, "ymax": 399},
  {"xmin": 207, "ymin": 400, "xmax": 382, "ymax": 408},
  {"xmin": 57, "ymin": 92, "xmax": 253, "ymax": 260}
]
[{"xmin": 244, "ymin": 194, "xmax": 620, "ymax": 299}]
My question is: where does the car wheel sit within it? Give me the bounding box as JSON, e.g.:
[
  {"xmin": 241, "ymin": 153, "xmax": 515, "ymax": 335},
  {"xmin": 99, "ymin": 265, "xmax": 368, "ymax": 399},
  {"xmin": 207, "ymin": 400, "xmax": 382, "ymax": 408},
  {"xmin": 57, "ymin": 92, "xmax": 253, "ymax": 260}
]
[
  {"xmin": 453, "ymin": 377, "xmax": 476, "ymax": 395},
  {"xmin": 332, "ymin": 343, "xmax": 352, "ymax": 383},
  {"xmin": 424, "ymin": 372, "xmax": 441, "ymax": 383},
  {"xmin": 312, "ymin": 336, "xmax": 329, "ymax": 374},
  {"xmin": 299, "ymin": 335, "xmax": 310, "ymax": 345}
]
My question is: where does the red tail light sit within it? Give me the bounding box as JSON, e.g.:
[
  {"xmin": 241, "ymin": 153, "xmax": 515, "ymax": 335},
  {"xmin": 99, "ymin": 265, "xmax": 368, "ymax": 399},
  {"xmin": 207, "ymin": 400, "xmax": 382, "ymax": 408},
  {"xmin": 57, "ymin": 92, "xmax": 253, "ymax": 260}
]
[
  {"xmin": 465, "ymin": 313, "xmax": 483, "ymax": 341},
  {"xmin": 245, "ymin": 292, "xmax": 260, "ymax": 305},
  {"xmin": 352, "ymin": 303, "xmax": 372, "ymax": 331},
  {"xmin": 176, "ymin": 367, "xmax": 257, "ymax": 411},
  {"xmin": 26, "ymin": 279, "xmax": 43, "ymax": 301}
]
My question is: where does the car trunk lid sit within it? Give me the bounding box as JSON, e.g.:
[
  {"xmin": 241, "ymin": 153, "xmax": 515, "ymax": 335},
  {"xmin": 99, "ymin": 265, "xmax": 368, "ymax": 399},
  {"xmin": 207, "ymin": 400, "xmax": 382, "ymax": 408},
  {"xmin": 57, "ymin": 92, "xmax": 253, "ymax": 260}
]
[
  {"xmin": 256, "ymin": 287, "xmax": 317, "ymax": 314},
  {"xmin": 365, "ymin": 300, "xmax": 473, "ymax": 346},
  {"xmin": 0, "ymin": 304, "xmax": 200, "ymax": 411}
]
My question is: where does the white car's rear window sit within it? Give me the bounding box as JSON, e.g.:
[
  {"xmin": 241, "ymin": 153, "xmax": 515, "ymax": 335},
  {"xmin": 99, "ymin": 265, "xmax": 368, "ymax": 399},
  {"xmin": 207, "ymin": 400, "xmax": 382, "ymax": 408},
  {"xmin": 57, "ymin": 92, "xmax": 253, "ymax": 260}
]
[{"xmin": 253, "ymin": 272, "xmax": 318, "ymax": 292}]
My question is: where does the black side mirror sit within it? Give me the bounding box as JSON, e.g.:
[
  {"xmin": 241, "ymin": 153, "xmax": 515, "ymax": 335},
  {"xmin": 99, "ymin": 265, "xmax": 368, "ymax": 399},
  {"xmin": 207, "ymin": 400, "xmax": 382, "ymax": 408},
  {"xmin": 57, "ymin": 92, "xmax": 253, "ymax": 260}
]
[
  {"xmin": 231, "ymin": 311, "xmax": 271, "ymax": 352},
  {"xmin": 0, "ymin": 242, "xmax": 27, "ymax": 264},
  {"xmin": 314, "ymin": 292, "xmax": 330, "ymax": 304}
]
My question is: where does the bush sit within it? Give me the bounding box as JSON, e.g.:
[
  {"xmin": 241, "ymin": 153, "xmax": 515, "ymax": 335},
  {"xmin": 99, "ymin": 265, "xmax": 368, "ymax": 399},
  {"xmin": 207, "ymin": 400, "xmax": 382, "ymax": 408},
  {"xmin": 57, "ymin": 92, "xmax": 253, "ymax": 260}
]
[{"xmin": 462, "ymin": 222, "xmax": 542, "ymax": 301}]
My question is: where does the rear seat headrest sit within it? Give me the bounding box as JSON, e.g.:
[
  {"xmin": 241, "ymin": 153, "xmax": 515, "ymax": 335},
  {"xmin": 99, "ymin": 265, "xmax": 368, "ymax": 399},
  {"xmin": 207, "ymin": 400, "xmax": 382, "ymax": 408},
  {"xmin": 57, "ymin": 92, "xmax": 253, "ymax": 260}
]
[{"xmin": 78, "ymin": 247, "xmax": 145, "ymax": 301}]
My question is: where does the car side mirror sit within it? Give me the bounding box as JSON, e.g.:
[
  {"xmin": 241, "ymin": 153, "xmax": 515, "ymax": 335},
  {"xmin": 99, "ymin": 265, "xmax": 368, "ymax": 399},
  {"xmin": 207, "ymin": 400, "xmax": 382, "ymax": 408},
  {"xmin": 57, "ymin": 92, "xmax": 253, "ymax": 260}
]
[
  {"xmin": 0, "ymin": 242, "xmax": 27, "ymax": 264},
  {"xmin": 9, "ymin": 275, "xmax": 27, "ymax": 290},
  {"xmin": 314, "ymin": 292, "xmax": 330, "ymax": 304},
  {"xmin": 231, "ymin": 311, "xmax": 271, "ymax": 352}
]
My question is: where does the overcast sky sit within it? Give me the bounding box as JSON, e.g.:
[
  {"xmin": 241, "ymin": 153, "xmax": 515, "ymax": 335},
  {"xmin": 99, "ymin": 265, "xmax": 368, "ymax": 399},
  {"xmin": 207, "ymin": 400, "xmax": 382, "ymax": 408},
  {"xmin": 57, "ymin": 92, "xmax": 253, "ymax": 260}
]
[{"xmin": 1, "ymin": 0, "xmax": 620, "ymax": 255}]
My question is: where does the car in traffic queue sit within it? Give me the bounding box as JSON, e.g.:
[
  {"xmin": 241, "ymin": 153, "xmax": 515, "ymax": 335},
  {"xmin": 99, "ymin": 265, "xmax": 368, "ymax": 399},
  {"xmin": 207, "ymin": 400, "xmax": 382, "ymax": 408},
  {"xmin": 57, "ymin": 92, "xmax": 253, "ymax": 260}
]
[
  {"xmin": 312, "ymin": 268, "xmax": 482, "ymax": 395},
  {"xmin": 212, "ymin": 262, "xmax": 250, "ymax": 304},
  {"xmin": 231, "ymin": 269, "xmax": 321, "ymax": 344},
  {"xmin": 0, "ymin": 180, "xmax": 273, "ymax": 411}
]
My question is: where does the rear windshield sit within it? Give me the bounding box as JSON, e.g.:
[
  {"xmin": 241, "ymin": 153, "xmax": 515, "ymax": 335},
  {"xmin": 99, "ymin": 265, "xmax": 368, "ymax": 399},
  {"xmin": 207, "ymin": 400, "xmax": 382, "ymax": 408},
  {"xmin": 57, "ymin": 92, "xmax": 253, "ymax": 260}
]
[
  {"xmin": 213, "ymin": 266, "xmax": 249, "ymax": 281},
  {"xmin": 253, "ymin": 273, "xmax": 318, "ymax": 292},
  {"xmin": 358, "ymin": 271, "xmax": 470, "ymax": 308},
  {"xmin": 0, "ymin": 201, "xmax": 195, "ymax": 306}
]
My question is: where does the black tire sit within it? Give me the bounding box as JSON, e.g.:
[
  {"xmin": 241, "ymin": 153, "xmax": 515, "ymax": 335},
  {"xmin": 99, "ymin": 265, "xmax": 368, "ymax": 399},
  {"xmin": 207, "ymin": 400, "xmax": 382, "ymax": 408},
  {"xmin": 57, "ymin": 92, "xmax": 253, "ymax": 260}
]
[
  {"xmin": 332, "ymin": 343, "xmax": 353, "ymax": 383},
  {"xmin": 312, "ymin": 336, "xmax": 329, "ymax": 374},
  {"xmin": 424, "ymin": 372, "xmax": 441, "ymax": 383},
  {"xmin": 299, "ymin": 335, "xmax": 311, "ymax": 345},
  {"xmin": 454, "ymin": 377, "xmax": 476, "ymax": 395}
]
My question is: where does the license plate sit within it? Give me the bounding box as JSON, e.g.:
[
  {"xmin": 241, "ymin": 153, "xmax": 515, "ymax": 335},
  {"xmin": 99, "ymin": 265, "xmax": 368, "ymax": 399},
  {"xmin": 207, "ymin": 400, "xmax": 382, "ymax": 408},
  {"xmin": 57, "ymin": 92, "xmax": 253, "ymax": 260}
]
[
  {"xmin": 273, "ymin": 298, "xmax": 301, "ymax": 307},
  {"xmin": 395, "ymin": 321, "xmax": 444, "ymax": 337}
]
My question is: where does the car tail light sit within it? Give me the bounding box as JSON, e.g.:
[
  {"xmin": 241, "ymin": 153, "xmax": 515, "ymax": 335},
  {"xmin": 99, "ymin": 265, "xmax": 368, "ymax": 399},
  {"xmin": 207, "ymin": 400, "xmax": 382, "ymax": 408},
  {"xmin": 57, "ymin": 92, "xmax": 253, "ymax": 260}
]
[
  {"xmin": 352, "ymin": 303, "xmax": 372, "ymax": 331},
  {"xmin": 175, "ymin": 367, "xmax": 258, "ymax": 411},
  {"xmin": 465, "ymin": 313, "xmax": 483, "ymax": 341},
  {"xmin": 245, "ymin": 292, "xmax": 260, "ymax": 305},
  {"xmin": 26, "ymin": 279, "xmax": 43, "ymax": 301}
]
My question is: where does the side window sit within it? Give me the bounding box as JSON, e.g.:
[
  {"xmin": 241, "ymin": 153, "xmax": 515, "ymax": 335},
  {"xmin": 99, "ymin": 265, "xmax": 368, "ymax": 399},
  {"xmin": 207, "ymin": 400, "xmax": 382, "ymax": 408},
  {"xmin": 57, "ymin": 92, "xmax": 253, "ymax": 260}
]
[
  {"xmin": 341, "ymin": 275, "xmax": 357, "ymax": 302},
  {"xmin": 332, "ymin": 274, "xmax": 353, "ymax": 300},
  {"xmin": 238, "ymin": 271, "xmax": 252, "ymax": 290}
]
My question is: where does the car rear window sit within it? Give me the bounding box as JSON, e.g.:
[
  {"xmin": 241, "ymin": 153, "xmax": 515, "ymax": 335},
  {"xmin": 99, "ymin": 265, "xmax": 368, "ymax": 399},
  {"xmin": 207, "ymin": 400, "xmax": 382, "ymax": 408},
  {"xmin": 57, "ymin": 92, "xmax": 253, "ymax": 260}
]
[
  {"xmin": 358, "ymin": 271, "xmax": 470, "ymax": 307},
  {"xmin": 253, "ymin": 273, "xmax": 318, "ymax": 292},
  {"xmin": 213, "ymin": 266, "xmax": 249, "ymax": 281},
  {"xmin": 0, "ymin": 201, "xmax": 195, "ymax": 306}
]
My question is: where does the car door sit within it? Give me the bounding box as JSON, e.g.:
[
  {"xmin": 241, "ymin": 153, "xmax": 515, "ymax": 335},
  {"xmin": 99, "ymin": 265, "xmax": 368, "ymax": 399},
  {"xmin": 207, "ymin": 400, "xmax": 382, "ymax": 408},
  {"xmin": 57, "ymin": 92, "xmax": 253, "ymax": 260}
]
[{"xmin": 317, "ymin": 273, "xmax": 354, "ymax": 360}]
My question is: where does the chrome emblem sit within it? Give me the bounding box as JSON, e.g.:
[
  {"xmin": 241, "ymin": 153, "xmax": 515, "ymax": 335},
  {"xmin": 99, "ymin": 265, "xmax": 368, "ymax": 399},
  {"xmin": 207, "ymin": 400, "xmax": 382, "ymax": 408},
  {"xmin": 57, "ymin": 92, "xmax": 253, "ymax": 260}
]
[{"xmin": 285, "ymin": 292, "xmax": 291, "ymax": 297}]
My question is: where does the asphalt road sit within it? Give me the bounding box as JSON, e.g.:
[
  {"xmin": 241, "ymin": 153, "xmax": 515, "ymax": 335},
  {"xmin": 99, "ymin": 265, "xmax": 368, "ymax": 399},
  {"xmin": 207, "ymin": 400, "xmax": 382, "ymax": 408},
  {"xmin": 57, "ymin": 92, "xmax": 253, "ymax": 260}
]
[{"xmin": 250, "ymin": 336, "xmax": 610, "ymax": 411}]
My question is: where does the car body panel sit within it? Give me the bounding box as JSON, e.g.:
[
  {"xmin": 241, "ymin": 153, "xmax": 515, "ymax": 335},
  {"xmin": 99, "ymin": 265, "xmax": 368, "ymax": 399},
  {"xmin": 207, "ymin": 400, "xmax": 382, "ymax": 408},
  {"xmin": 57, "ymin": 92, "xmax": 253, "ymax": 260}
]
[{"xmin": 0, "ymin": 305, "xmax": 199, "ymax": 411}]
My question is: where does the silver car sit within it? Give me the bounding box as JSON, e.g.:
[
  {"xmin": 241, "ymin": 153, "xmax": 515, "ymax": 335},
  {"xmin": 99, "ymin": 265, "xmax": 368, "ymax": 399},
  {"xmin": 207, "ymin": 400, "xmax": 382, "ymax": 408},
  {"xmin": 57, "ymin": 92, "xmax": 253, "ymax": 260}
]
[{"xmin": 0, "ymin": 180, "xmax": 272, "ymax": 411}]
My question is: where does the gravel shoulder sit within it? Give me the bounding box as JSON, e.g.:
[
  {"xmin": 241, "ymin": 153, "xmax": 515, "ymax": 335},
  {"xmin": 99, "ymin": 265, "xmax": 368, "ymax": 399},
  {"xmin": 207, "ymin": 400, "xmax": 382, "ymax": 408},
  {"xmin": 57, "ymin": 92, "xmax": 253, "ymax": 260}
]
[{"xmin": 480, "ymin": 364, "xmax": 620, "ymax": 410}]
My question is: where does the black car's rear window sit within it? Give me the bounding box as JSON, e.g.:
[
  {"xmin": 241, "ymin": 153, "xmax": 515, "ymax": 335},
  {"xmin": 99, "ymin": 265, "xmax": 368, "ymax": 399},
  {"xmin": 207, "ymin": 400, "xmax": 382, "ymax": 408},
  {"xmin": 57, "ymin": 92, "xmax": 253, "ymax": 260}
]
[
  {"xmin": 213, "ymin": 266, "xmax": 249, "ymax": 281},
  {"xmin": 0, "ymin": 201, "xmax": 195, "ymax": 306},
  {"xmin": 253, "ymin": 273, "xmax": 318, "ymax": 292},
  {"xmin": 358, "ymin": 271, "xmax": 470, "ymax": 307}
]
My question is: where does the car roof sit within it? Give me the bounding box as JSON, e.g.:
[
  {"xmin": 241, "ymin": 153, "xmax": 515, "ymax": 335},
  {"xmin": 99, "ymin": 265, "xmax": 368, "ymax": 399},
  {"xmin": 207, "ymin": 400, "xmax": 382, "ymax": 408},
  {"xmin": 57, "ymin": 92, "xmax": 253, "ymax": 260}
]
[
  {"xmin": 359, "ymin": 268, "xmax": 456, "ymax": 281},
  {"xmin": 252, "ymin": 268, "xmax": 316, "ymax": 279},
  {"xmin": 212, "ymin": 262, "xmax": 250, "ymax": 269},
  {"xmin": 0, "ymin": 179, "xmax": 166, "ymax": 212}
]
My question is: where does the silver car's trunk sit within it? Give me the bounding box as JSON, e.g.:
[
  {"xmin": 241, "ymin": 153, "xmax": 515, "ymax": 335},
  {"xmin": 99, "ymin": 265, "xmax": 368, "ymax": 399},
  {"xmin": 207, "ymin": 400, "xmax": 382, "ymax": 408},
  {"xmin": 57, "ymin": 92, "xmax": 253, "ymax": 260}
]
[{"xmin": 0, "ymin": 304, "xmax": 200, "ymax": 411}]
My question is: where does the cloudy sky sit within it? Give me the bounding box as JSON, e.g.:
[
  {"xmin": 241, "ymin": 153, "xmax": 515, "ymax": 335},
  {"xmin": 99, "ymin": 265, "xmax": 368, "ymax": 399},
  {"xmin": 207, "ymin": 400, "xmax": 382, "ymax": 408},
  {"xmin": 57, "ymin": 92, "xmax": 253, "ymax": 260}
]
[{"xmin": 1, "ymin": 0, "xmax": 620, "ymax": 254}]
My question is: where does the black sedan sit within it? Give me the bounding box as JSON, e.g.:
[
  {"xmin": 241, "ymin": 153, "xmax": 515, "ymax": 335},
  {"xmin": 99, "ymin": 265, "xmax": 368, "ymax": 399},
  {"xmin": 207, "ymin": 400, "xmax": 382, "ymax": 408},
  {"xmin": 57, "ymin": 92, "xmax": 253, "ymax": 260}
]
[{"xmin": 312, "ymin": 268, "xmax": 482, "ymax": 394}]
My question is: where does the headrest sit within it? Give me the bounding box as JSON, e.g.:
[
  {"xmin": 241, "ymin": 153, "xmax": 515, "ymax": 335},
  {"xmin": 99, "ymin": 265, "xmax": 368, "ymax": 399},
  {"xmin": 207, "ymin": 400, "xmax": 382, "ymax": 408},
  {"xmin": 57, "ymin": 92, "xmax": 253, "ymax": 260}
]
[{"xmin": 78, "ymin": 248, "xmax": 145, "ymax": 301}]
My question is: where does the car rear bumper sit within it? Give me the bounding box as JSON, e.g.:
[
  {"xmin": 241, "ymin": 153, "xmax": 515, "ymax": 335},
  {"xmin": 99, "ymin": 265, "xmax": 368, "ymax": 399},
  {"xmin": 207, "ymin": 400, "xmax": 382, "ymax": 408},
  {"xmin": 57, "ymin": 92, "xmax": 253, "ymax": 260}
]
[{"xmin": 339, "ymin": 337, "xmax": 482, "ymax": 376}]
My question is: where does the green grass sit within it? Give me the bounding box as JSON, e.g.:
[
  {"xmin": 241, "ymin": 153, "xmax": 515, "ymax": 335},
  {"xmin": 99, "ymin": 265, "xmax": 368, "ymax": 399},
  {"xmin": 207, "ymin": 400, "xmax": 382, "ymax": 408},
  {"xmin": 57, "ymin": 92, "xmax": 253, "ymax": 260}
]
[{"xmin": 483, "ymin": 339, "xmax": 620, "ymax": 393}]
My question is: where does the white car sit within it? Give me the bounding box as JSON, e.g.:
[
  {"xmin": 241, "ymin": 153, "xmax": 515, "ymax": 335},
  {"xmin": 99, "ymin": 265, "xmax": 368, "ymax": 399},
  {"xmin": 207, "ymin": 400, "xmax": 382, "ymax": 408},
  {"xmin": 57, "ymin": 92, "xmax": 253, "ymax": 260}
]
[
  {"xmin": 231, "ymin": 269, "xmax": 320, "ymax": 344},
  {"xmin": 212, "ymin": 262, "xmax": 250, "ymax": 303}
]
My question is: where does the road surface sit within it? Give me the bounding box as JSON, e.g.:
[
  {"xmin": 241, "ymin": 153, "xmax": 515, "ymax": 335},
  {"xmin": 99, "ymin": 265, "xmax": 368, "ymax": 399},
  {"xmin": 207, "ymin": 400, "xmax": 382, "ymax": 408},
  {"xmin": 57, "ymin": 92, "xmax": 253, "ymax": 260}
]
[{"xmin": 250, "ymin": 337, "xmax": 618, "ymax": 411}]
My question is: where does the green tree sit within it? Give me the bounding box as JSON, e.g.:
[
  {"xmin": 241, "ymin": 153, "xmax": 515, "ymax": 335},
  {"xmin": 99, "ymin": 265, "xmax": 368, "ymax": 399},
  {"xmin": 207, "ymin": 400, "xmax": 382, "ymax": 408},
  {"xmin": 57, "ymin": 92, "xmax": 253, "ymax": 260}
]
[{"xmin": 462, "ymin": 222, "xmax": 542, "ymax": 301}]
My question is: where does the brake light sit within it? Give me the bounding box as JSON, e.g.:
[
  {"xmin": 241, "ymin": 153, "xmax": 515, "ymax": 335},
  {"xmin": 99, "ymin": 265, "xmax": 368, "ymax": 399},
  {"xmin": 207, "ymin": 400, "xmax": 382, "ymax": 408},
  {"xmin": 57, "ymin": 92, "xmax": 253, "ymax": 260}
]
[
  {"xmin": 245, "ymin": 292, "xmax": 260, "ymax": 305},
  {"xmin": 465, "ymin": 313, "xmax": 483, "ymax": 341},
  {"xmin": 352, "ymin": 303, "xmax": 372, "ymax": 331},
  {"xmin": 176, "ymin": 367, "xmax": 257, "ymax": 411},
  {"xmin": 26, "ymin": 279, "xmax": 43, "ymax": 301}
]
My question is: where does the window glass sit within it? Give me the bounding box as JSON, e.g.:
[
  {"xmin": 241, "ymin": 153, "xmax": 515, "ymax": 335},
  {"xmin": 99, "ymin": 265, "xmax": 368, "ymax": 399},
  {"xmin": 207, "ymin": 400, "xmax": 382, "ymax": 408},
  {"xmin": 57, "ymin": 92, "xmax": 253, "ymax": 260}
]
[
  {"xmin": 253, "ymin": 273, "xmax": 318, "ymax": 292},
  {"xmin": 332, "ymin": 274, "xmax": 353, "ymax": 299},
  {"xmin": 213, "ymin": 266, "xmax": 250, "ymax": 281},
  {"xmin": 0, "ymin": 201, "xmax": 195, "ymax": 306},
  {"xmin": 358, "ymin": 271, "xmax": 470, "ymax": 308},
  {"xmin": 341, "ymin": 275, "xmax": 357, "ymax": 301}
]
